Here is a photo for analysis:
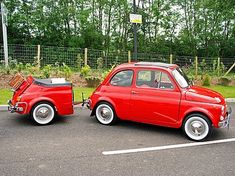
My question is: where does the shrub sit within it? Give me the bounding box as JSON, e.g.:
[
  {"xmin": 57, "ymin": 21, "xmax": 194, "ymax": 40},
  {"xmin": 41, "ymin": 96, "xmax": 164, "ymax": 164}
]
[
  {"xmin": 218, "ymin": 77, "xmax": 231, "ymax": 86},
  {"xmin": 85, "ymin": 76, "xmax": 101, "ymax": 87},
  {"xmin": 101, "ymin": 65, "xmax": 116, "ymax": 80},
  {"xmin": 80, "ymin": 65, "xmax": 91, "ymax": 77},
  {"xmin": 76, "ymin": 53, "xmax": 83, "ymax": 70},
  {"xmin": 42, "ymin": 65, "xmax": 52, "ymax": 78},
  {"xmin": 202, "ymin": 74, "xmax": 211, "ymax": 86},
  {"xmin": 61, "ymin": 63, "xmax": 72, "ymax": 79},
  {"xmin": 97, "ymin": 57, "xmax": 104, "ymax": 69}
]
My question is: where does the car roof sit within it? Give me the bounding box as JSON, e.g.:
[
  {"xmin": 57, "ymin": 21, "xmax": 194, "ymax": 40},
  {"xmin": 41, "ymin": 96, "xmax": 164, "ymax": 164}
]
[{"xmin": 115, "ymin": 62, "xmax": 178, "ymax": 71}]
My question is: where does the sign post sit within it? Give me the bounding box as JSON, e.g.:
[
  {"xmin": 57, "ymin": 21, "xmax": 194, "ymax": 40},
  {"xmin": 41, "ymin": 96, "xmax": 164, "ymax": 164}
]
[
  {"xmin": 1, "ymin": 2, "xmax": 8, "ymax": 67},
  {"xmin": 130, "ymin": 0, "xmax": 142, "ymax": 61}
]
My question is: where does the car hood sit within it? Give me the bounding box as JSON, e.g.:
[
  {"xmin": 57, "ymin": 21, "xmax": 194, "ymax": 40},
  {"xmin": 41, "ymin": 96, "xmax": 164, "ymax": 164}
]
[{"xmin": 185, "ymin": 86, "xmax": 225, "ymax": 104}]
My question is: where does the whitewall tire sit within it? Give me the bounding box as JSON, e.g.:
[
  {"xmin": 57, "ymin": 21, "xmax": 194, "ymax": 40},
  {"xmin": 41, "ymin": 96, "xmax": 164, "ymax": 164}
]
[
  {"xmin": 31, "ymin": 103, "xmax": 55, "ymax": 125},
  {"xmin": 183, "ymin": 114, "xmax": 212, "ymax": 141},
  {"xmin": 95, "ymin": 102, "xmax": 117, "ymax": 125}
]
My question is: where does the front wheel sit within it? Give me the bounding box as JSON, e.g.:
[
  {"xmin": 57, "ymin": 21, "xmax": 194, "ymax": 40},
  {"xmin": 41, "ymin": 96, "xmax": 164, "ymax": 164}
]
[
  {"xmin": 31, "ymin": 103, "xmax": 55, "ymax": 125},
  {"xmin": 183, "ymin": 114, "xmax": 212, "ymax": 141},
  {"xmin": 95, "ymin": 102, "xmax": 117, "ymax": 125}
]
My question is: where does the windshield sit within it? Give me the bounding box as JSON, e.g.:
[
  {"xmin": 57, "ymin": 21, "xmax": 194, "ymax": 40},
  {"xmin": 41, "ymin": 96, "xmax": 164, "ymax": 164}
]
[{"xmin": 172, "ymin": 68, "xmax": 190, "ymax": 88}]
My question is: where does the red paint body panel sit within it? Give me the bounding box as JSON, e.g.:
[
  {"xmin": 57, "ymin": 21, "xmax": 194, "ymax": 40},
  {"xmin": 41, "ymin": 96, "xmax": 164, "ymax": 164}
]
[
  {"xmin": 90, "ymin": 63, "xmax": 227, "ymax": 129},
  {"xmin": 10, "ymin": 76, "xmax": 74, "ymax": 116}
]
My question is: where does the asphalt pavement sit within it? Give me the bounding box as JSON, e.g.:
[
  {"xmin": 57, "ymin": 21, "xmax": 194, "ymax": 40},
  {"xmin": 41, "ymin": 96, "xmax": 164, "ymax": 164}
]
[{"xmin": 0, "ymin": 103, "xmax": 234, "ymax": 176}]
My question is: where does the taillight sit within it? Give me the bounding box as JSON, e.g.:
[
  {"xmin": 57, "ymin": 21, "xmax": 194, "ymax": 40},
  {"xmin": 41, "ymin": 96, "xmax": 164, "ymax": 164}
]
[{"xmin": 16, "ymin": 96, "xmax": 22, "ymax": 102}]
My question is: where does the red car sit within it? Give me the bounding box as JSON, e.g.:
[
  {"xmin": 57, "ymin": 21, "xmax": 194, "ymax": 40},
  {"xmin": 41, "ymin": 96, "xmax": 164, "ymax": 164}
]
[
  {"xmin": 89, "ymin": 62, "xmax": 232, "ymax": 141},
  {"xmin": 8, "ymin": 74, "xmax": 74, "ymax": 125}
]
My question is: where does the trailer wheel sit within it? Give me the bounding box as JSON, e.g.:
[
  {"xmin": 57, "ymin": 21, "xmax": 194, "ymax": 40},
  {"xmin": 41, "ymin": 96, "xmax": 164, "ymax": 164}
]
[
  {"xmin": 31, "ymin": 103, "xmax": 55, "ymax": 125},
  {"xmin": 95, "ymin": 102, "xmax": 117, "ymax": 125}
]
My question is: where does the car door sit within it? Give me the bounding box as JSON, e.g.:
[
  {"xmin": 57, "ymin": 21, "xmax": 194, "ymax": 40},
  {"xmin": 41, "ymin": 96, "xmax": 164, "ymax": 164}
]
[
  {"xmin": 130, "ymin": 68, "xmax": 181, "ymax": 126},
  {"xmin": 102, "ymin": 69, "xmax": 134, "ymax": 119}
]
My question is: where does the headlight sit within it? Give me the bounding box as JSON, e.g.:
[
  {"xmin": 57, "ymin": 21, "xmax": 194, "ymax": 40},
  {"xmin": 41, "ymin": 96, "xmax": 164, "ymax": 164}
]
[
  {"xmin": 221, "ymin": 105, "xmax": 225, "ymax": 115},
  {"xmin": 220, "ymin": 116, "xmax": 224, "ymax": 121}
]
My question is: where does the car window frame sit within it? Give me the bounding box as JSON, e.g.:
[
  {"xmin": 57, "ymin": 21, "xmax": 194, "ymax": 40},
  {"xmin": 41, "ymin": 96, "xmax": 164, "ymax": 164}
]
[
  {"xmin": 135, "ymin": 68, "xmax": 176, "ymax": 91},
  {"xmin": 109, "ymin": 69, "xmax": 134, "ymax": 87}
]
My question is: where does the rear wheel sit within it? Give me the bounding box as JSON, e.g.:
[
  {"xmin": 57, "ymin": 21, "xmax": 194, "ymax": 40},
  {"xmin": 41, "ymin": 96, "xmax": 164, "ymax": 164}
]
[
  {"xmin": 95, "ymin": 102, "xmax": 117, "ymax": 125},
  {"xmin": 183, "ymin": 113, "xmax": 212, "ymax": 141},
  {"xmin": 31, "ymin": 103, "xmax": 55, "ymax": 125}
]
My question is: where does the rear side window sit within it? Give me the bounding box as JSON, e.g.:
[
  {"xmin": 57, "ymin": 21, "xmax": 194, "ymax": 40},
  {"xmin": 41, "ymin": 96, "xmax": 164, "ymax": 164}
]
[
  {"xmin": 110, "ymin": 70, "xmax": 133, "ymax": 87},
  {"xmin": 136, "ymin": 70, "xmax": 173, "ymax": 89}
]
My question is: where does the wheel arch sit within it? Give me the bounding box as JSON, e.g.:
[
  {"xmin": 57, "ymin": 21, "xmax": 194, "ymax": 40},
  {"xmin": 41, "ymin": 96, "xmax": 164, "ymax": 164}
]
[
  {"xmin": 29, "ymin": 99, "xmax": 57, "ymax": 115},
  {"xmin": 181, "ymin": 111, "xmax": 213, "ymax": 127}
]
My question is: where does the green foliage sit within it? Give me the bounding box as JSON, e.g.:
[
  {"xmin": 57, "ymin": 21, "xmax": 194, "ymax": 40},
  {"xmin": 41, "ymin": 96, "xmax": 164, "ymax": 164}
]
[
  {"xmin": 61, "ymin": 63, "xmax": 72, "ymax": 79},
  {"xmin": 202, "ymin": 74, "xmax": 211, "ymax": 86},
  {"xmin": 97, "ymin": 57, "xmax": 104, "ymax": 69},
  {"xmin": 4, "ymin": 0, "xmax": 235, "ymax": 58},
  {"xmin": 42, "ymin": 65, "xmax": 52, "ymax": 78},
  {"xmin": 85, "ymin": 76, "xmax": 101, "ymax": 87},
  {"xmin": 101, "ymin": 65, "xmax": 116, "ymax": 80},
  {"xmin": 76, "ymin": 54, "xmax": 83, "ymax": 70},
  {"xmin": 80, "ymin": 65, "xmax": 91, "ymax": 77},
  {"xmin": 212, "ymin": 59, "xmax": 226, "ymax": 76},
  {"xmin": 218, "ymin": 77, "xmax": 231, "ymax": 86}
]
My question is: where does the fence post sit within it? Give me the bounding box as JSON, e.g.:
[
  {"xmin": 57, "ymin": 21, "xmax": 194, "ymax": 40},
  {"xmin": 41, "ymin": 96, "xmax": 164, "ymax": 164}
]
[
  {"xmin": 84, "ymin": 48, "xmax": 88, "ymax": 66},
  {"xmin": 128, "ymin": 51, "xmax": 131, "ymax": 63},
  {"xmin": 37, "ymin": 45, "xmax": 41, "ymax": 68},
  {"xmin": 224, "ymin": 62, "xmax": 235, "ymax": 77},
  {"xmin": 217, "ymin": 57, "xmax": 220, "ymax": 76},
  {"xmin": 195, "ymin": 56, "xmax": 198, "ymax": 79},
  {"xmin": 170, "ymin": 54, "xmax": 173, "ymax": 64}
]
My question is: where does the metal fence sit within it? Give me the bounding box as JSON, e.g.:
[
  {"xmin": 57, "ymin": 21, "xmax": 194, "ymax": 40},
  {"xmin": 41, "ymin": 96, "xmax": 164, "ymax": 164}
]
[{"xmin": 0, "ymin": 44, "xmax": 234, "ymax": 73}]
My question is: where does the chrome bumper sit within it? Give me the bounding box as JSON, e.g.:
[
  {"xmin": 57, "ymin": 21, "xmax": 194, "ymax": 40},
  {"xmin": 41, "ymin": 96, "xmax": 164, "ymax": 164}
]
[
  {"xmin": 218, "ymin": 106, "xmax": 232, "ymax": 128},
  {"xmin": 8, "ymin": 100, "xmax": 24, "ymax": 113}
]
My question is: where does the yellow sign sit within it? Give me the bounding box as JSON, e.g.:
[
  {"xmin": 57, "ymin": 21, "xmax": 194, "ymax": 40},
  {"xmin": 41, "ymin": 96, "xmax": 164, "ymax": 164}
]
[{"xmin": 130, "ymin": 14, "xmax": 142, "ymax": 24}]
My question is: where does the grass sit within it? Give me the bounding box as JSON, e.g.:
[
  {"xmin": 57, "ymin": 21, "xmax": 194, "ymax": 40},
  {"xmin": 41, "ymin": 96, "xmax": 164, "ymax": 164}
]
[
  {"xmin": 204, "ymin": 85, "xmax": 235, "ymax": 98},
  {"xmin": 73, "ymin": 87, "xmax": 95, "ymax": 102},
  {"xmin": 0, "ymin": 89, "xmax": 13, "ymax": 105},
  {"xmin": 0, "ymin": 85, "xmax": 234, "ymax": 105}
]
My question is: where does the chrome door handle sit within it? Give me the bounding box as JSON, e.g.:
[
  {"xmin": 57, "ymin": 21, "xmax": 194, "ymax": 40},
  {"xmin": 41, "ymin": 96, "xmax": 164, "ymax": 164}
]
[{"xmin": 131, "ymin": 91, "xmax": 138, "ymax": 94}]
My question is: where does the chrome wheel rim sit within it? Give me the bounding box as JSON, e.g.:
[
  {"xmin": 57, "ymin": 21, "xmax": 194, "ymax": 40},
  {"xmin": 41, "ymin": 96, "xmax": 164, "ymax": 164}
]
[
  {"xmin": 184, "ymin": 116, "xmax": 209, "ymax": 141},
  {"xmin": 33, "ymin": 104, "xmax": 54, "ymax": 125},
  {"xmin": 96, "ymin": 104, "xmax": 114, "ymax": 125}
]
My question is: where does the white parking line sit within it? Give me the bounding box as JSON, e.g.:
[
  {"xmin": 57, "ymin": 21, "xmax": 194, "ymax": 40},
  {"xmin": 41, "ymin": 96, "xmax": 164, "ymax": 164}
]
[{"xmin": 102, "ymin": 138, "xmax": 235, "ymax": 155}]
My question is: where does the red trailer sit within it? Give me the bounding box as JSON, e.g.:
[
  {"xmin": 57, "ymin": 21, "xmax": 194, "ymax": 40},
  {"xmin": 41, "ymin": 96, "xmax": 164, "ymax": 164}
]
[{"xmin": 8, "ymin": 74, "xmax": 74, "ymax": 125}]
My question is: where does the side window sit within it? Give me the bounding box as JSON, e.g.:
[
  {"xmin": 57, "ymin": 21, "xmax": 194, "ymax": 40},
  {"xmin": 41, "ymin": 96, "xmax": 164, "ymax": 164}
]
[
  {"xmin": 136, "ymin": 70, "xmax": 173, "ymax": 89},
  {"xmin": 159, "ymin": 72, "xmax": 174, "ymax": 89},
  {"xmin": 110, "ymin": 70, "xmax": 133, "ymax": 87},
  {"xmin": 136, "ymin": 70, "xmax": 161, "ymax": 88},
  {"xmin": 136, "ymin": 70, "xmax": 151, "ymax": 86}
]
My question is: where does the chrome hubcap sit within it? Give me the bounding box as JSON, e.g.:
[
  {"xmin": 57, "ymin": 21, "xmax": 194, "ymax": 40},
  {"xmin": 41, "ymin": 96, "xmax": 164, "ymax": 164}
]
[
  {"xmin": 33, "ymin": 104, "xmax": 55, "ymax": 125},
  {"xmin": 190, "ymin": 121, "xmax": 204, "ymax": 136},
  {"xmin": 36, "ymin": 107, "xmax": 49, "ymax": 118},
  {"xmin": 99, "ymin": 107, "xmax": 112, "ymax": 121},
  {"xmin": 96, "ymin": 104, "xmax": 114, "ymax": 124},
  {"xmin": 184, "ymin": 116, "xmax": 209, "ymax": 141}
]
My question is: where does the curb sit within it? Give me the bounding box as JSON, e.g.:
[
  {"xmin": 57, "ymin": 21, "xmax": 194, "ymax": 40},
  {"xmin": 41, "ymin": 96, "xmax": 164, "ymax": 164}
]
[
  {"xmin": 0, "ymin": 105, "xmax": 8, "ymax": 111},
  {"xmin": 0, "ymin": 99, "xmax": 234, "ymax": 112},
  {"xmin": 226, "ymin": 98, "xmax": 235, "ymax": 103}
]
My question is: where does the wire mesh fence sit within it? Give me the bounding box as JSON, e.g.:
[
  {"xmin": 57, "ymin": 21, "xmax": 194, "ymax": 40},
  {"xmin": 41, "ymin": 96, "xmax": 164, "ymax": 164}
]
[{"xmin": 0, "ymin": 44, "xmax": 234, "ymax": 73}]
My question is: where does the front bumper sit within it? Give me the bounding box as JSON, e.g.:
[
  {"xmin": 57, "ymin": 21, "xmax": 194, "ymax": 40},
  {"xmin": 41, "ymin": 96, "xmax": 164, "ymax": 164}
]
[
  {"xmin": 218, "ymin": 106, "xmax": 232, "ymax": 128},
  {"xmin": 8, "ymin": 100, "xmax": 26, "ymax": 113}
]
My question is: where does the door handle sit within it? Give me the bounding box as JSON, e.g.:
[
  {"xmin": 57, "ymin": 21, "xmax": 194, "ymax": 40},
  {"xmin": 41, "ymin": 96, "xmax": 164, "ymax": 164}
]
[{"xmin": 131, "ymin": 91, "xmax": 138, "ymax": 94}]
